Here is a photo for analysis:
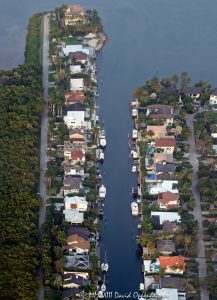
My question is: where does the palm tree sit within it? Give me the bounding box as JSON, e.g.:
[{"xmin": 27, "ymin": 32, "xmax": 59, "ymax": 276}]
[{"xmin": 183, "ymin": 235, "xmax": 192, "ymax": 255}]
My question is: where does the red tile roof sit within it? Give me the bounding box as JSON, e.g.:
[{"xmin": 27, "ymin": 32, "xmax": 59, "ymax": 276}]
[
  {"xmin": 155, "ymin": 138, "xmax": 176, "ymax": 148},
  {"xmin": 71, "ymin": 150, "xmax": 85, "ymax": 161},
  {"xmin": 67, "ymin": 4, "xmax": 85, "ymax": 15},
  {"xmin": 159, "ymin": 192, "xmax": 180, "ymax": 207},
  {"xmin": 65, "ymin": 92, "xmax": 85, "ymax": 103},
  {"xmin": 160, "ymin": 256, "xmax": 186, "ymax": 270}
]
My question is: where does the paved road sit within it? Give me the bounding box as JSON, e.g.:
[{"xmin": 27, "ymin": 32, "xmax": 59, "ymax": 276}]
[
  {"xmin": 186, "ymin": 113, "xmax": 209, "ymax": 300},
  {"xmin": 38, "ymin": 14, "xmax": 50, "ymax": 300}
]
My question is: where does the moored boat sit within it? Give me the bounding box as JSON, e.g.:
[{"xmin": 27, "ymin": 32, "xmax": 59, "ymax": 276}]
[
  {"xmin": 132, "ymin": 129, "xmax": 138, "ymax": 140},
  {"xmin": 132, "ymin": 108, "xmax": 138, "ymax": 118},
  {"xmin": 99, "ymin": 184, "xmax": 106, "ymax": 199},
  {"xmin": 96, "ymin": 148, "xmax": 104, "ymax": 162},
  {"xmin": 99, "ymin": 151, "xmax": 104, "ymax": 162},
  {"xmin": 99, "ymin": 130, "xmax": 107, "ymax": 148},
  {"xmin": 131, "ymin": 202, "xmax": 139, "ymax": 216}
]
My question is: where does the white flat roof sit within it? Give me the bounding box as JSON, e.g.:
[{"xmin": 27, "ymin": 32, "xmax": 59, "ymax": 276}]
[
  {"xmin": 156, "ymin": 288, "xmax": 179, "ymax": 300},
  {"xmin": 151, "ymin": 211, "xmax": 181, "ymax": 224},
  {"xmin": 70, "ymin": 78, "xmax": 84, "ymax": 91},
  {"xmin": 70, "ymin": 65, "xmax": 82, "ymax": 74},
  {"xmin": 63, "ymin": 44, "xmax": 90, "ymax": 56},
  {"xmin": 63, "ymin": 209, "xmax": 84, "ymax": 223}
]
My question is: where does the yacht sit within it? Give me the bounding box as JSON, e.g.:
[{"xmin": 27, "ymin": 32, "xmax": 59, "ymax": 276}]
[
  {"xmin": 99, "ymin": 130, "xmax": 107, "ymax": 148},
  {"xmin": 131, "ymin": 202, "xmax": 139, "ymax": 216},
  {"xmin": 96, "ymin": 149, "xmax": 104, "ymax": 162},
  {"xmin": 101, "ymin": 262, "xmax": 109, "ymax": 272},
  {"xmin": 132, "ymin": 108, "xmax": 137, "ymax": 118},
  {"xmin": 99, "ymin": 185, "xmax": 106, "ymax": 199},
  {"xmin": 132, "ymin": 129, "xmax": 138, "ymax": 140},
  {"xmin": 132, "ymin": 165, "xmax": 137, "ymax": 172},
  {"xmin": 99, "ymin": 151, "xmax": 104, "ymax": 162},
  {"xmin": 101, "ymin": 252, "xmax": 109, "ymax": 272}
]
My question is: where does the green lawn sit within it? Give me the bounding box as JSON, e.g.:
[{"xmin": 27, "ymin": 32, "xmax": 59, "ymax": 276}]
[
  {"xmin": 48, "ymin": 86, "xmax": 55, "ymax": 94},
  {"xmin": 49, "ymin": 72, "xmax": 55, "ymax": 82},
  {"xmin": 65, "ymin": 36, "xmax": 76, "ymax": 45}
]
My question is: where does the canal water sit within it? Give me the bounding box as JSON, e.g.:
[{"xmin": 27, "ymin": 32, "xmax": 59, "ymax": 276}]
[{"xmin": 1, "ymin": 0, "xmax": 217, "ymax": 297}]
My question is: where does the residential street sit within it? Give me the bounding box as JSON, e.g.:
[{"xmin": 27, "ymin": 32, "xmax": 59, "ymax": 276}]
[
  {"xmin": 187, "ymin": 113, "xmax": 209, "ymax": 300},
  {"xmin": 38, "ymin": 14, "xmax": 50, "ymax": 300}
]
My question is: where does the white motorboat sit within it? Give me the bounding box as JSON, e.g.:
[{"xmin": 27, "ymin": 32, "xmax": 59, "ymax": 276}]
[
  {"xmin": 131, "ymin": 150, "xmax": 138, "ymax": 160},
  {"xmin": 131, "ymin": 202, "xmax": 139, "ymax": 216},
  {"xmin": 101, "ymin": 263, "xmax": 109, "ymax": 272},
  {"xmin": 132, "ymin": 165, "xmax": 137, "ymax": 172},
  {"xmin": 99, "ymin": 151, "xmax": 104, "ymax": 162},
  {"xmin": 96, "ymin": 149, "xmax": 104, "ymax": 162},
  {"xmin": 101, "ymin": 251, "xmax": 109, "ymax": 272},
  {"xmin": 99, "ymin": 130, "xmax": 107, "ymax": 148},
  {"xmin": 132, "ymin": 129, "xmax": 138, "ymax": 140},
  {"xmin": 99, "ymin": 185, "xmax": 106, "ymax": 199},
  {"xmin": 132, "ymin": 109, "xmax": 137, "ymax": 118}
]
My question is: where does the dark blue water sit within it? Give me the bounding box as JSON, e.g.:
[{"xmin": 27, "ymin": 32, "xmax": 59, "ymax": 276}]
[{"xmin": 1, "ymin": 0, "xmax": 217, "ymax": 297}]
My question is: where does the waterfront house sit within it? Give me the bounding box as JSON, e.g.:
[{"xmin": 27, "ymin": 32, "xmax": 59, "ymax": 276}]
[
  {"xmin": 143, "ymin": 275, "xmax": 160, "ymax": 290},
  {"xmin": 156, "ymin": 163, "xmax": 176, "ymax": 175},
  {"xmin": 63, "ymin": 176, "xmax": 83, "ymax": 195},
  {"xmin": 64, "ymin": 255, "xmax": 90, "ymax": 269},
  {"xmin": 64, "ymin": 209, "xmax": 84, "ymax": 224},
  {"xmin": 150, "ymin": 113, "xmax": 174, "ymax": 126},
  {"xmin": 146, "ymin": 125, "xmax": 167, "ymax": 140},
  {"xmin": 146, "ymin": 104, "xmax": 174, "ymax": 116},
  {"xmin": 158, "ymin": 192, "xmax": 180, "ymax": 209},
  {"xmin": 67, "ymin": 227, "xmax": 90, "ymax": 240},
  {"xmin": 70, "ymin": 78, "xmax": 84, "ymax": 92},
  {"xmin": 62, "ymin": 288, "xmax": 82, "ymax": 300},
  {"xmin": 63, "ymin": 44, "xmax": 90, "ymax": 57},
  {"xmin": 162, "ymin": 221, "xmax": 181, "ymax": 233},
  {"xmin": 62, "ymin": 272, "xmax": 88, "ymax": 289},
  {"xmin": 184, "ymin": 87, "xmax": 202, "ymax": 100},
  {"xmin": 210, "ymin": 88, "xmax": 217, "ymax": 105},
  {"xmin": 64, "ymin": 5, "xmax": 86, "ymax": 26},
  {"xmin": 157, "ymin": 240, "xmax": 175, "ymax": 255},
  {"xmin": 69, "ymin": 51, "xmax": 88, "ymax": 64},
  {"xmin": 70, "ymin": 65, "xmax": 82, "ymax": 74},
  {"xmin": 63, "ymin": 164, "xmax": 85, "ymax": 177},
  {"xmin": 66, "ymin": 234, "xmax": 90, "ymax": 254},
  {"xmin": 143, "ymin": 259, "xmax": 160, "ymax": 274},
  {"xmin": 63, "ymin": 272, "xmax": 84, "ymax": 288},
  {"xmin": 156, "ymin": 288, "xmax": 186, "ymax": 300},
  {"xmin": 65, "ymin": 92, "xmax": 85, "ymax": 105},
  {"xmin": 64, "ymin": 196, "xmax": 88, "ymax": 211},
  {"xmin": 64, "ymin": 148, "xmax": 85, "ymax": 164},
  {"xmin": 148, "ymin": 180, "xmax": 178, "ymax": 195},
  {"xmin": 160, "ymin": 277, "xmax": 186, "ymax": 292},
  {"xmin": 155, "ymin": 137, "xmax": 176, "ymax": 154},
  {"xmin": 159, "ymin": 256, "xmax": 186, "ymax": 274},
  {"xmin": 151, "ymin": 211, "xmax": 181, "ymax": 225},
  {"xmin": 153, "ymin": 153, "xmax": 174, "ymax": 164},
  {"xmin": 64, "ymin": 103, "xmax": 85, "ymax": 129},
  {"xmin": 69, "ymin": 129, "xmax": 85, "ymax": 143}
]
